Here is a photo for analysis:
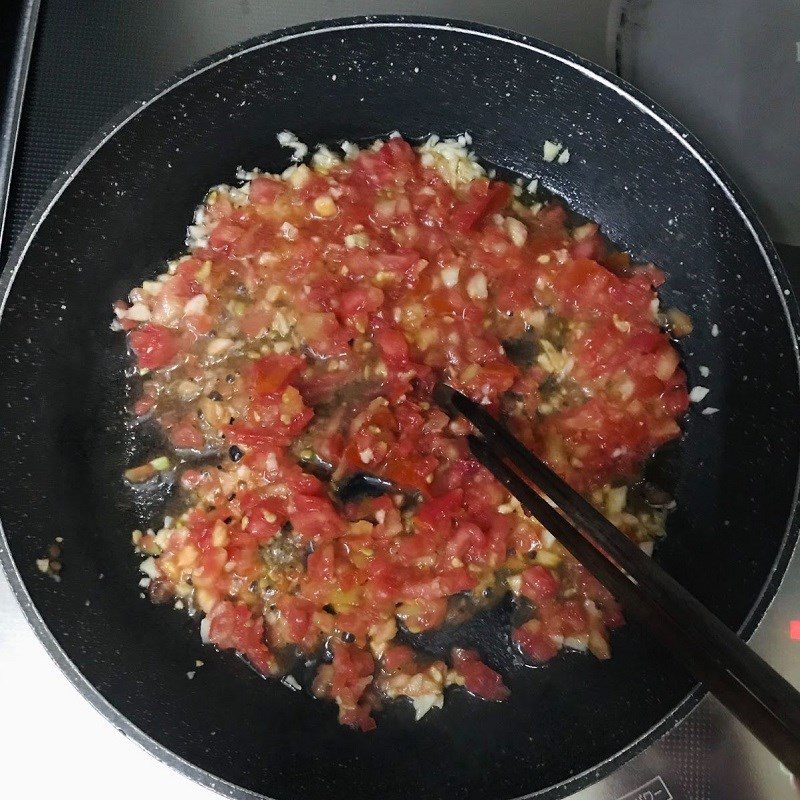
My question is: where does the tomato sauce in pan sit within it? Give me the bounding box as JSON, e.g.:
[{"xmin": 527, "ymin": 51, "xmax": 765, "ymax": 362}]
[{"xmin": 115, "ymin": 135, "xmax": 688, "ymax": 729}]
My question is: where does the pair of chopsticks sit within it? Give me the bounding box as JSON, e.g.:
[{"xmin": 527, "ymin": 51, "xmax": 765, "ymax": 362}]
[{"xmin": 433, "ymin": 382, "xmax": 800, "ymax": 775}]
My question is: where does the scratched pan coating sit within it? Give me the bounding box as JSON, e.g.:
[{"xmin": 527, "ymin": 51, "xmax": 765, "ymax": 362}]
[{"xmin": 0, "ymin": 17, "xmax": 798, "ymax": 800}]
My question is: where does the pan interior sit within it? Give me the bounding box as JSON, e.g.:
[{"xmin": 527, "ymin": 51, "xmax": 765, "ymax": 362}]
[{"xmin": 0, "ymin": 20, "xmax": 797, "ymax": 800}]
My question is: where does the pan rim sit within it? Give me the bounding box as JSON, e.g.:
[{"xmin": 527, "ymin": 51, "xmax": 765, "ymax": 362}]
[{"xmin": 0, "ymin": 14, "xmax": 798, "ymax": 800}]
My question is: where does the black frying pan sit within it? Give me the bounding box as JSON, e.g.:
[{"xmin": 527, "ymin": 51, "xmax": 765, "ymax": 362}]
[{"xmin": 1, "ymin": 17, "xmax": 798, "ymax": 800}]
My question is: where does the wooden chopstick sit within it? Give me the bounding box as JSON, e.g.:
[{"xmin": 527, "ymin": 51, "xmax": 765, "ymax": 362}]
[{"xmin": 434, "ymin": 382, "xmax": 800, "ymax": 774}]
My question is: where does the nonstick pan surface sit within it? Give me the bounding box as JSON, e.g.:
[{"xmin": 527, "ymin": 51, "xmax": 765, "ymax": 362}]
[{"xmin": 1, "ymin": 17, "xmax": 798, "ymax": 800}]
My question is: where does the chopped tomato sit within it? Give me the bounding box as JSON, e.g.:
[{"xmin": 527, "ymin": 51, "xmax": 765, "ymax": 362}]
[
  {"xmin": 290, "ymin": 493, "xmax": 345, "ymax": 542},
  {"xmin": 250, "ymin": 353, "xmax": 305, "ymax": 395},
  {"xmin": 337, "ymin": 286, "xmax": 384, "ymax": 320},
  {"xmin": 372, "ymin": 327, "xmax": 410, "ymax": 366},
  {"xmin": 206, "ymin": 601, "xmax": 275, "ymax": 675},
  {"xmin": 129, "ymin": 324, "xmax": 179, "ymax": 370},
  {"xmin": 169, "ymin": 421, "xmax": 205, "ymax": 450},
  {"xmin": 325, "ymin": 640, "xmax": 377, "ymax": 731},
  {"xmin": 451, "ymin": 648, "xmax": 509, "ymax": 700},
  {"xmin": 513, "ymin": 619, "xmax": 560, "ymax": 663},
  {"xmin": 396, "ymin": 597, "xmax": 447, "ymax": 633},
  {"xmin": 249, "ymin": 176, "xmax": 284, "ymax": 204},
  {"xmin": 208, "ymin": 222, "xmax": 244, "ymax": 252},
  {"xmin": 119, "ymin": 135, "xmax": 688, "ymax": 730},
  {"xmin": 133, "ymin": 397, "xmax": 155, "ymax": 416},
  {"xmin": 519, "ymin": 565, "xmax": 560, "ymax": 605},
  {"xmin": 275, "ymin": 595, "xmax": 316, "ymax": 643},
  {"xmin": 451, "ymin": 180, "xmax": 512, "ymax": 233},
  {"xmin": 382, "ymin": 644, "xmax": 415, "ymax": 671}
]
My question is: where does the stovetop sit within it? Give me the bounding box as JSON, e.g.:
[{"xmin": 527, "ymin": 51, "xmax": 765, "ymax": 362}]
[{"xmin": 0, "ymin": 3, "xmax": 798, "ymax": 800}]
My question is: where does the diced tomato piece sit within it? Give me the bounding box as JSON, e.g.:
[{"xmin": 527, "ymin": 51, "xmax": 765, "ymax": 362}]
[
  {"xmin": 249, "ymin": 176, "xmax": 284, "ymax": 204},
  {"xmin": 519, "ymin": 565, "xmax": 560, "ymax": 604},
  {"xmin": 382, "ymin": 644, "xmax": 415, "ymax": 671},
  {"xmin": 396, "ymin": 597, "xmax": 447, "ymax": 633},
  {"xmin": 330, "ymin": 640, "xmax": 375, "ymax": 694},
  {"xmin": 537, "ymin": 599, "xmax": 588, "ymax": 639},
  {"xmin": 208, "ymin": 222, "xmax": 244, "ymax": 251},
  {"xmin": 444, "ymin": 523, "xmax": 488, "ymax": 564},
  {"xmin": 275, "ymin": 595, "xmax": 316, "ymax": 643},
  {"xmin": 403, "ymin": 567, "xmax": 477, "ymax": 600},
  {"xmin": 133, "ymin": 397, "xmax": 155, "ymax": 416},
  {"xmin": 337, "ymin": 286, "xmax": 384, "ymax": 319},
  {"xmin": 206, "ymin": 601, "xmax": 275, "ymax": 675},
  {"xmin": 416, "ymin": 489, "xmax": 464, "ymax": 529},
  {"xmin": 339, "ymin": 703, "xmax": 377, "ymax": 732},
  {"xmin": 373, "ymin": 327, "xmax": 410, "ymax": 366},
  {"xmin": 169, "ymin": 421, "xmax": 205, "ymax": 450},
  {"xmin": 250, "ymin": 353, "xmax": 306, "ymax": 395},
  {"xmin": 129, "ymin": 324, "xmax": 179, "ymax": 370},
  {"xmin": 513, "ymin": 619, "xmax": 560, "ymax": 663},
  {"xmin": 570, "ymin": 226, "xmax": 605, "ymax": 261},
  {"xmin": 379, "ymin": 451, "xmax": 437, "ymax": 494},
  {"xmin": 297, "ymin": 312, "xmax": 352, "ymax": 358},
  {"xmin": 378, "ymin": 137, "xmax": 417, "ymax": 171},
  {"xmin": 451, "ymin": 648, "xmax": 509, "ymax": 700},
  {"xmin": 305, "ymin": 542, "xmax": 337, "ymax": 585},
  {"xmin": 457, "ymin": 359, "xmax": 519, "ymax": 405},
  {"xmin": 180, "ymin": 469, "xmax": 203, "ymax": 490},
  {"xmin": 451, "ymin": 180, "xmax": 511, "ymax": 233},
  {"xmin": 324, "ymin": 640, "xmax": 377, "ymax": 731},
  {"xmin": 239, "ymin": 308, "xmax": 273, "ymax": 338},
  {"xmin": 290, "ymin": 494, "xmax": 345, "ymax": 543},
  {"xmin": 241, "ymin": 499, "xmax": 285, "ymax": 543}
]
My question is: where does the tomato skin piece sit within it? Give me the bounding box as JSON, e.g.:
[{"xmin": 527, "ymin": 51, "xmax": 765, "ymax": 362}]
[{"xmin": 129, "ymin": 324, "xmax": 179, "ymax": 370}]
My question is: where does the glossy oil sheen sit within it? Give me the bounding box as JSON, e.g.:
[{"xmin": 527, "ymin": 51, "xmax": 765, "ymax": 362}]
[{"xmin": 0, "ymin": 18, "xmax": 798, "ymax": 800}]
